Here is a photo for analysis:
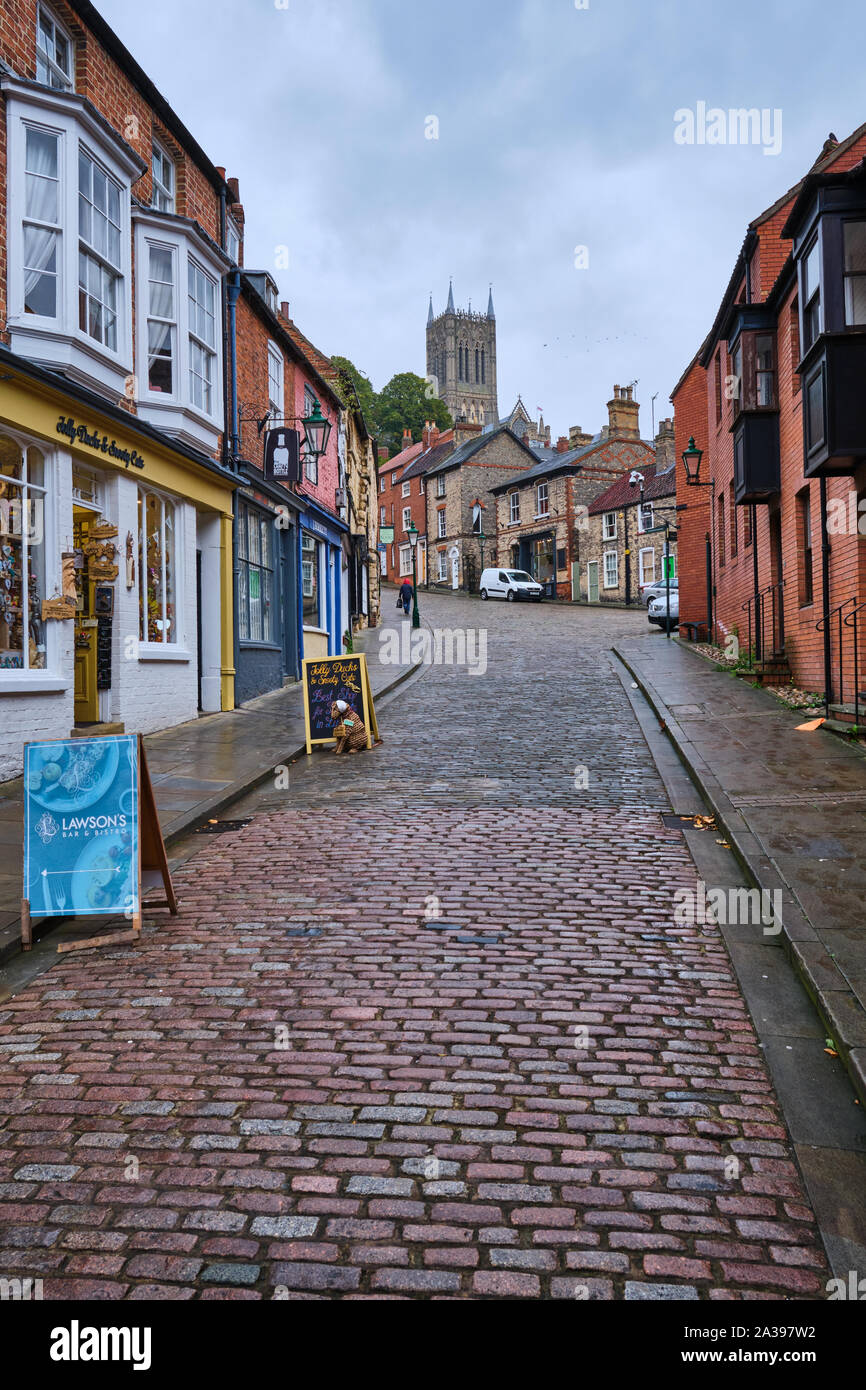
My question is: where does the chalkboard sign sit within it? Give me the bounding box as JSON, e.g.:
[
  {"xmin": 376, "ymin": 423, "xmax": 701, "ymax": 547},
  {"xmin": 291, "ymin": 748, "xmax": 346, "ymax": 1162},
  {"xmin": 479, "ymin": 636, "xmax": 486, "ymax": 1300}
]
[
  {"xmin": 21, "ymin": 734, "xmax": 177, "ymax": 953},
  {"xmin": 96, "ymin": 615, "xmax": 112, "ymax": 689},
  {"xmin": 301, "ymin": 653, "xmax": 378, "ymax": 754}
]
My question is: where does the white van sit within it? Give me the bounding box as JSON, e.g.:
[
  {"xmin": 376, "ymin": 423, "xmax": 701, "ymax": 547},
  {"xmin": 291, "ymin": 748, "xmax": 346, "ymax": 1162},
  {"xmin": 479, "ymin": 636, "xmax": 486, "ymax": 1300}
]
[{"xmin": 479, "ymin": 568, "xmax": 544, "ymax": 602}]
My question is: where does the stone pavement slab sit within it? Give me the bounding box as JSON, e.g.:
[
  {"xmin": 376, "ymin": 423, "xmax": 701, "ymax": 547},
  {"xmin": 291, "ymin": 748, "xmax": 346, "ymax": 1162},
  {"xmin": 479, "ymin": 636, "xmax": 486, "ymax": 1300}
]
[
  {"xmin": 0, "ymin": 620, "xmax": 417, "ymax": 964},
  {"xmin": 615, "ymin": 634, "xmax": 866, "ymax": 1108}
]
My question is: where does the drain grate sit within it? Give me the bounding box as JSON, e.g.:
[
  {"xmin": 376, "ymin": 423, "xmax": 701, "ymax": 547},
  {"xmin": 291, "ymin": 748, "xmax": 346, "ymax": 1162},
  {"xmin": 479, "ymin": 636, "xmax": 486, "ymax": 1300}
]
[{"xmin": 194, "ymin": 818, "xmax": 253, "ymax": 835}]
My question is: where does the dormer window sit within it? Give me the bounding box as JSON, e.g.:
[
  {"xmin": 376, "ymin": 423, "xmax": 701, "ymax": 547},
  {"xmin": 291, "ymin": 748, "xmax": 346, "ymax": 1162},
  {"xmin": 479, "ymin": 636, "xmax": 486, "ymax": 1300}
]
[
  {"xmin": 36, "ymin": 5, "xmax": 73, "ymax": 92},
  {"xmin": 843, "ymin": 220, "xmax": 866, "ymax": 326},
  {"xmin": 151, "ymin": 141, "xmax": 175, "ymax": 213}
]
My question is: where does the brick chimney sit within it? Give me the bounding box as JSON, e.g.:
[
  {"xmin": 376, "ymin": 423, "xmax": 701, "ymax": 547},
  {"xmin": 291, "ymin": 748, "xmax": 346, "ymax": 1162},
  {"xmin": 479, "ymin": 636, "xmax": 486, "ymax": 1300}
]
[
  {"xmin": 401, "ymin": 428, "xmax": 413, "ymax": 451},
  {"xmin": 455, "ymin": 420, "xmax": 484, "ymax": 444},
  {"xmin": 654, "ymin": 416, "xmax": 676, "ymax": 473},
  {"xmin": 280, "ymin": 300, "xmax": 290, "ymax": 323},
  {"xmin": 607, "ymin": 384, "xmax": 640, "ymax": 441},
  {"xmin": 568, "ymin": 425, "xmax": 593, "ymax": 449},
  {"xmin": 422, "ymin": 420, "xmax": 441, "ymax": 451},
  {"xmin": 377, "ymin": 446, "xmax": 389, "ymax": 465},
  {"xmin": 555, "ymin": 436, "xmax": 570, "ymax": 453}
]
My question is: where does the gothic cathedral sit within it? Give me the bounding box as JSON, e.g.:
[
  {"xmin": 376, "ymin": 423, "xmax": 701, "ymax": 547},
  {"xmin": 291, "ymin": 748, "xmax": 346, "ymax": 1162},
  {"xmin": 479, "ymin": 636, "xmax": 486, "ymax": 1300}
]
[{"xmin": 426, "ymin": 282, "xmax": 499, "ymax": 427}]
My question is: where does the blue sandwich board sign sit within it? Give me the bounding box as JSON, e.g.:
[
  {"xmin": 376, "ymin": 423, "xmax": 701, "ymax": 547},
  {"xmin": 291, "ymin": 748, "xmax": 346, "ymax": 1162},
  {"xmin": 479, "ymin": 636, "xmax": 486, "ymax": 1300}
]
[{"xmin": 21, "ymin": 733, "xmax": 177, "ymax": 953}]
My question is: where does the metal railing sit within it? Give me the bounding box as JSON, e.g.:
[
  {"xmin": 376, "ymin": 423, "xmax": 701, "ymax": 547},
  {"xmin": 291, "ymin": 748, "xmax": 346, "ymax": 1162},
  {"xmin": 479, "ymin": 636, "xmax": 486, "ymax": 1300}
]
[
  {"xmin": 740, "ymin": 579, "xmax": 785, "ymax": 668},
  {"xmin": 816, "ymin": 596, "xmax": 856, "ymax": 707},
  {"xmin": 843, "ymin": 601, "xmax": 866, "ymax": 729}
]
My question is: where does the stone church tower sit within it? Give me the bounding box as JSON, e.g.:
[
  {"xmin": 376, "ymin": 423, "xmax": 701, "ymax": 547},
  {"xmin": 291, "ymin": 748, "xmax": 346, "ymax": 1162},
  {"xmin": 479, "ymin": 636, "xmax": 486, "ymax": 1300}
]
[{"xmin": 426, "ymin": 282, "xmax": 499, "ymax": 426}]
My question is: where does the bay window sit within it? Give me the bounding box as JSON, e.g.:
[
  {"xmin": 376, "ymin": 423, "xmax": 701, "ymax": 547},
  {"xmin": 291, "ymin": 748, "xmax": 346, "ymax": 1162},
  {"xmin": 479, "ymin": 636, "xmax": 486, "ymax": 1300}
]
[
  {"xmin": 5, "ymin": 79, "xmax": 141, "ymax": 397},
  {"xmin": 801, "ymin": 238, "xmax": 822, "ymax": 352},
  {"xmin": 138, "ymin": 487, "xmax": 178, "ymax": 646},
  {"xmin": 238, "ymin": 503, "xmax": 274, "ymax": 643},
  {"xmin": 134, "ymin": 214, "xmax": 227, "ymax": 448}
]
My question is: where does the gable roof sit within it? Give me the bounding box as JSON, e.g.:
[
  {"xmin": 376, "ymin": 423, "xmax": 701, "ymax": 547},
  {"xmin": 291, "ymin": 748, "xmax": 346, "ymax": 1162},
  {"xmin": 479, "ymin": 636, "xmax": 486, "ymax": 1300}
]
[
  {"xmin": 377, "ymin": 439, "xmax": 424, "ymax": 476},
  {"xmin": 400, "ymin": 431, "xmax": 456, "ymax": 480},
  {"xmin": 588, "ymin": 462, "xmax": 676, "ymax": 515},
  {"xmin": 423, "ymin": 424, "xmax": 539, "ymax": 477}
]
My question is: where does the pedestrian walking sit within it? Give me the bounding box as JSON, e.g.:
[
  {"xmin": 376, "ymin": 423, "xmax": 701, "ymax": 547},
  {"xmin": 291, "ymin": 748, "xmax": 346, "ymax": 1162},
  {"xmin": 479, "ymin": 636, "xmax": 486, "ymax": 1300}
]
[{"xmin": 399, "ymin": 579, "xmax": 413, "ymax": 616}]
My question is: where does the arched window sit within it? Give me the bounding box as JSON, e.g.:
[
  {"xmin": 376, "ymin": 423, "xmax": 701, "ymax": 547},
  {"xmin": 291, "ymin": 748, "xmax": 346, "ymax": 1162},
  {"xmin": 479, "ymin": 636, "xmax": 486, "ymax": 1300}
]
[
  {"xmin": 475, "ymin": 348, "xmax": 480, "ymax": 383},
  {"xmin": 481, "ymin": 349, "xmax": 485, "ymax": 384},
  {"xmin": 457, "ymin": 346, "xmax": 462, "ymax": 380}
]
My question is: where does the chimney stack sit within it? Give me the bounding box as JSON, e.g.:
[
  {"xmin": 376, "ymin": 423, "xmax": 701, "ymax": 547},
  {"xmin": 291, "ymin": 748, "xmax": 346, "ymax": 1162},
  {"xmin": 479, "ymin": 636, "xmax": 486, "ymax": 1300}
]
[
  {"xmin": 401, "ymin": 428, "xmax": 413, "ymax": 451},
  {"xmin": 568, "ymin": 425, "xmax": 593, "ymax": 449},
  {"xmin": 555, "ymin": 436, "xmax": 570, "ymax": 453},
  {"xmin": 280, "ymin": 300, "xmax": 290, "ymax": 322},
  {"xmin": 607, "ymin": 384, "xmax": 641, "ymax": 441},
  {"xmin": 377, "ymin": 445, "xmax": 389, "ymax": 465},
  {"xmin": 654, "ymin": 416, "xmax": 676, "ymax": 472},
  {"xmin": 422, "ymin": 420, "xmax": 441, "ymax": 451}
]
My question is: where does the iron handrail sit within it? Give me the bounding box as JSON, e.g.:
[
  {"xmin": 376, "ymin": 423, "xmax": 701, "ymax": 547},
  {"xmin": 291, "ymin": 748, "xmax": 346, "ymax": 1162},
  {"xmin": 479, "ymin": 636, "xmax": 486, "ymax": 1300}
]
[
  {"xmin": 817, "ymin": 596, "xmax": 856, "ymax": 708},
  {"xmin": 843, "ymin": 602, "xmax": 866, "ymax": 729}
]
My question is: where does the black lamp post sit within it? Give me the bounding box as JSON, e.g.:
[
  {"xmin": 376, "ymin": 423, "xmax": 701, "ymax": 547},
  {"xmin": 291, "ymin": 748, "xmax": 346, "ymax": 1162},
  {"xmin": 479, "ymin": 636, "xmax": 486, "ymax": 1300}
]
[
  {"xmin": 301, "ymin": 398, "xmax": 332, "ymax": 461},
  {"xmin": 681, "ymin": 436, "xmax": 704, "ymax": 485},
  {"xmin": 680, "ymin": 436, "xmax": 716, "ymax": 643},
  {"xmin": 407, "ymin": 523, "xmax": 421, "ymax": 629},
  {"xmin": 479, "ymin": 528, "xmax": 486, "ymax": 575}
]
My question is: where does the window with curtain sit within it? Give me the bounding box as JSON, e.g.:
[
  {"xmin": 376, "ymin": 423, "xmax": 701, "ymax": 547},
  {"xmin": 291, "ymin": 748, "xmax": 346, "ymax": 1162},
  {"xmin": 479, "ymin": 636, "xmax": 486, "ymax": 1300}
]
[
  {"xmin": 23, "ymin": 125, "xmax": 60, "ymax": 318},
  {"xmin": 237, "ymin": 502, "xmax": 274, "ymax": 642},
  {"xmin": 36, "ymin": 5, "xmax": 73, "ymax": 91},
  {"xmin": 536, "ymin": 482, "xmax": 549, "ymax": 516},
  {"xmin": 78, "ymin": 147, "xmax": 122, "ymax": 350},
  {"xmin": 138, "ymin": 487, "xmax": 178, "ymax": 644},
  {"xmin": 188, "ymin": 258, "xmax": 216, "ymax": 415},
  {"xmin": 146, "ymin": 243, "xmax": 175, "ymax": 393},
  {"xmin": 0, "ymin": 434, "xmax": 47, "ymax": 672}
]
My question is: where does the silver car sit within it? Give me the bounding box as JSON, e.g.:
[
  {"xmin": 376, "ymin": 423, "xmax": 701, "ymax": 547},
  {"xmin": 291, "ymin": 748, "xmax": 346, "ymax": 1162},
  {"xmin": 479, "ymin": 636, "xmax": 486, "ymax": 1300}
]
[{"xmin": 641, "ymin": 576, "xmax": 678, "ymax": 607}]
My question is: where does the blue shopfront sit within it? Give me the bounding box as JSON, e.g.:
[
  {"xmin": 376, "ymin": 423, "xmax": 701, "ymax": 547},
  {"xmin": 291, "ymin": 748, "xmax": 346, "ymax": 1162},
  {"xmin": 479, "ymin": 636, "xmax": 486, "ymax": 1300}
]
[
  {"xmin": 234, "ymin": 469, "xmax": 301, "ymax": 703},
  {"xmin": 297, "ymin": 499, "xmax": 349, "ymax": 663}
]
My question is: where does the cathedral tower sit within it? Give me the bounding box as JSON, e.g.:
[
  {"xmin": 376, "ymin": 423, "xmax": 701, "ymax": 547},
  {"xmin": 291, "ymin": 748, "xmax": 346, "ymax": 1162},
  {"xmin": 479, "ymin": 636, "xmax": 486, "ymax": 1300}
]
[{"xmin": 426, "ymin": 282, "xmax": 499, "ymax": 426}]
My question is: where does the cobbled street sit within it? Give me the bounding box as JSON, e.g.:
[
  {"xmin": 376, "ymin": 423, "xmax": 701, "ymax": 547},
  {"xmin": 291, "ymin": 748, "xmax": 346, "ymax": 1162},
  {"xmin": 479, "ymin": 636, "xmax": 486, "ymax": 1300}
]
[{"xmin": 0, "ymin": 592, "xmax": 829, "ymax": 1300}]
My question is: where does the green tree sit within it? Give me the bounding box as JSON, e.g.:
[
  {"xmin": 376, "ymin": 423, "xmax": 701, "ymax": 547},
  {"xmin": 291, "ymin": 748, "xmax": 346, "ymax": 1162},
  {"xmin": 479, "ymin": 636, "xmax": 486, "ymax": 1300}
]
[
  {"xmin": 374, "ymin": 372, "xmax": 453, "ymax": 456},
  {"xmin": 330, "ymin": 356, "xmax": 376, "ymax": 424}
]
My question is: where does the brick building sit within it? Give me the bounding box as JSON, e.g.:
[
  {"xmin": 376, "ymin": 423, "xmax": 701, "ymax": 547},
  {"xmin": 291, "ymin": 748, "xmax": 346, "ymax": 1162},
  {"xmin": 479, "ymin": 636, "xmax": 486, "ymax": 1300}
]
[
  {"xmin": 424, "ymin": 422, "xmax": 539, "ymax": 590},
  {"xmin": 672, "ymin": 124, "xmax": 866, "ymax": 712},
  {"xmin": 377, "ymin": 427, "xmax": 426, "ymax": 585},
  {"xmin": 0, "ymin": 0, "xmax": 237, "ymax": 779},
  {"xmin": 585, "ymin": 424, "xmax": 677, "ymax": 605},
  {"xmin": 490, "ymin": 386, "xmax": 657, "ymax": 599}
]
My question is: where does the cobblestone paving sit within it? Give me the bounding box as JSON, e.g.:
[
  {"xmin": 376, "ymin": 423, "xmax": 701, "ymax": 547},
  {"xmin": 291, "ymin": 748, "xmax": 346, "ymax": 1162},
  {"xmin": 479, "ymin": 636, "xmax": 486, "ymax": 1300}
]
[{"xmin": 0, "ymin": 594, "xmax": 829, "ymax": 1299}]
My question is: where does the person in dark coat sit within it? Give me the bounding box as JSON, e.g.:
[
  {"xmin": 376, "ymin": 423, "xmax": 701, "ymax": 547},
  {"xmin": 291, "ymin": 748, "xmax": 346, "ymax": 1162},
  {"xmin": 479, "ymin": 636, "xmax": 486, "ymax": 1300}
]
[{"xmin": 399, "ymin": 579, "xmax": 413, "ymax": 615}]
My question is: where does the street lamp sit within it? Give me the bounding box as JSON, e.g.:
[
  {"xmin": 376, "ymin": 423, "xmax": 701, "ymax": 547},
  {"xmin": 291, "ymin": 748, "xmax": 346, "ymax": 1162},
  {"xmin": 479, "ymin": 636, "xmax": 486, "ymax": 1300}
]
[
  {"xmin": 681, "ymin": 436, "xmax": 704, "ymax": 485},
  {"xmin": 406, "ymin": 522, "xmax": 421, "ymax": 630},
  {"xmin": 479, "ymin": 528, "xmax": 486, "ymax": 575},
  {"xmin": 301, "ymin": 398, "xmax": 332, "ymax": 461}
]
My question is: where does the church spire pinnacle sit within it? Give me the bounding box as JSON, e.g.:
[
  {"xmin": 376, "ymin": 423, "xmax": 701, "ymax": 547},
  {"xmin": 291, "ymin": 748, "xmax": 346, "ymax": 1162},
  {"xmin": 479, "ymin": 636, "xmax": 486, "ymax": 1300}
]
[
  {"xmin": 446, "ymin": 278, "xmax": 455, "ymax": 313},
  {"xmin": 427, "ymin": 292, "xmax": 434, "ymax": 325},
  {"xmin": 487, "ymin": 283, "xmax": 495, "ymax": 319}
]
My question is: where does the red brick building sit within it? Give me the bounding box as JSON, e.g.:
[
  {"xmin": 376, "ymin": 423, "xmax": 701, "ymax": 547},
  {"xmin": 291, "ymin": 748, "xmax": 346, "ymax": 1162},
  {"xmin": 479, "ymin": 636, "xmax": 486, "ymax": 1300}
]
[
  {"xmin": 377, "ymin": 422, "xmax": 452, "ymax": 586},
  {"xmin": 673, "ymin": 124, "xmax": 866, "ymax": 717}
]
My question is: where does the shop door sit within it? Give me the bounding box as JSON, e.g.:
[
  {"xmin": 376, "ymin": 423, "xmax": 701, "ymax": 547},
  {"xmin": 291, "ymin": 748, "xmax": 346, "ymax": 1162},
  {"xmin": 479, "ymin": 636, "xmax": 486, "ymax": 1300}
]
[
  {"xmin": 280, "ymin": 528, "xmax": 298, "ymax": 680},
  {"xmin": 587, "ymin": 562, "xmax": 599, "ymax": 604},
  {"xmin": 73, "ymin": 508, "xmax": 100, "ymax": 724}
]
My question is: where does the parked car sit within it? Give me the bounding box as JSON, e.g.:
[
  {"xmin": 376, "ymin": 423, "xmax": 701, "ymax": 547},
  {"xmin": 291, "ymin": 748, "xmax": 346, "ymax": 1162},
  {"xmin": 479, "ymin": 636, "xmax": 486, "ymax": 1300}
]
[
  {"xmin": 648, "ymin": 589, "xmax": 679, "ymax": 630},
  {"xmin": 479, "ymin": 568, "xmax": 544, "ymax": 602},
  {"xmin": 640, "ymin": 576, "xmax": 678, "ymax": 607}
]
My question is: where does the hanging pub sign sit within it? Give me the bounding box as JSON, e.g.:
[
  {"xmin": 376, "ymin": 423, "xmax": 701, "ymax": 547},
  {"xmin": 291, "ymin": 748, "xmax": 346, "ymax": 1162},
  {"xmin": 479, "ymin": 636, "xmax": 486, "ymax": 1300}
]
[
  {"xmin": 21, "ymin": 734, "xmax": 177, "ymax": 953},
  {"xmin": 301, "ymin": 653, "xmax": 379, "ymax": 754},
  {"xmin": 264, "ymin": 427, "xmax": 301, "ymax": 484}
]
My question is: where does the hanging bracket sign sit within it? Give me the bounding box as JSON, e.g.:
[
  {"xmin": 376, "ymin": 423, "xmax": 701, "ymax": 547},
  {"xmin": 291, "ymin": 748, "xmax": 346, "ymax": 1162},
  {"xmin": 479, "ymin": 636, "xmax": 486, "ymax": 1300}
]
[
  {"xmin": 264, "ymin": 427, "xmax": 301, "ymax": 483},
  {"xmin": 21, "ymin": 734, "xmax": 178, "ymax": 952}
]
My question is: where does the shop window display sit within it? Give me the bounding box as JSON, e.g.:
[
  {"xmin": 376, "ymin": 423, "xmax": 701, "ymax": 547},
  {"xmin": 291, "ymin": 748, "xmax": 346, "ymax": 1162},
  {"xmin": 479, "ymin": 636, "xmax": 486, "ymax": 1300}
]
[
  {"xmin": 138, "ymin": 487, "xmax": 177, "ymax": 643},
  {"xmin": 0, "ymin": 433, "xmax": 47, "ymax": 670}
]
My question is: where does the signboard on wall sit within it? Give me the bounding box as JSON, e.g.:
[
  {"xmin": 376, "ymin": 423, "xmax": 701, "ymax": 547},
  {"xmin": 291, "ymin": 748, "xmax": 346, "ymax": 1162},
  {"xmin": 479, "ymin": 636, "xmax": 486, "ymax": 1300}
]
[
  {"xmin": 264, "ymin": 428, "xmax": 301, "ymax": 483},
  {"xmin": 21, "ymin": 734, "xmax": 177, "ymax": 953},
  {"xmin": 301, "ymin": 653, "xmax": 379, "ymax": 754}
]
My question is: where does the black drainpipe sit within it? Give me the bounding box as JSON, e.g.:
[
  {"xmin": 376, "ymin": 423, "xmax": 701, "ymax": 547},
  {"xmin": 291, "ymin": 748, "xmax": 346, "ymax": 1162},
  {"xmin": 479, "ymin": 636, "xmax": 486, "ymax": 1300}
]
[{"xmin": 820, "ymin": 475, "xmax": 832, "ymax": 717}]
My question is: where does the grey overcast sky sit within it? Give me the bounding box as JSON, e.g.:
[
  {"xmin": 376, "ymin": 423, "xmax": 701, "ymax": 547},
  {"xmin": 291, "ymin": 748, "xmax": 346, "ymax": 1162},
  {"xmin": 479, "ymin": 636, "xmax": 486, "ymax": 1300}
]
[{"xmin": 99, "ymin": 0, "xmax": 864, "ymax": 441}]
